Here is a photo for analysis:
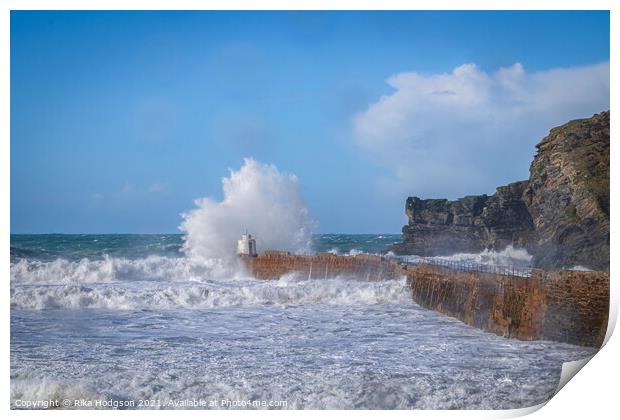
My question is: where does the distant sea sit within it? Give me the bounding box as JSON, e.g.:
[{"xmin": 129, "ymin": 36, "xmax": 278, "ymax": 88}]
[
  {"xmin": 10, "ymin": 234, "xmax": 596, "ymax": 409},
  {"xmin": 10, "ymin": 233, "xmax": 401, "ymax": 262}
]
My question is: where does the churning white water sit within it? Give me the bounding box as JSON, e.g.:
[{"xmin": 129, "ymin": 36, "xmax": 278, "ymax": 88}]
[
  {"xmin": 10, "ymin": 253, "xmax": 596, "ymax": 409},
  {"xmin": 180, "ymin": 158, "xmax": 315, "ymax": 264},
  {"xmin": 9, "ymin": 159, "xmax": 597, "ymax": 410}
]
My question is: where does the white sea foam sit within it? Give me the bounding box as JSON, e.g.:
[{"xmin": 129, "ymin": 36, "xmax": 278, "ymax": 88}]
[
  {"xmin": 11, "ymin": 372, "xmax": 105, "ymax": 409},
  {"xmin": 10, "ymin": 297, "xmax": 597, "ymax": 410},
  {"xmin": 441, "ymin": 246, "xmax": 533, "ymax": 266},
  {"xmin": 326, "ymin": 248, "xmax": 373, "ymax": 257},
  {"xmin": 10, "ymin": 255, "xmax": 234, "ymax": 285},
  {"xmin": 570, "ymin": 265, "xmax": 593, "ymax": 271},
  {"xmin": 10, "ymin": 234, "xmax": 599, "ymax": 410},
  {"xmin": 402, "ymin": 245, "xmax": 533, "ymax": 267},
  {"xmin": 10, "ymin": 276, "xmax": 410, "ymax": 310},
  {"xmin": 9, "ymin": 244, "xmax": 534, "ymax": 290},
  {"xmin": 343, "ymin": 248, "xmax": 365, "ymax": 256},
  {"xmin": 180, "ymin": 158, "xmax": 316, "ymax": 264}
]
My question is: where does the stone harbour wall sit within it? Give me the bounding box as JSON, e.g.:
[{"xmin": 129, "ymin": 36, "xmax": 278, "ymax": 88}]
[
  {"xmin": 536, "ymin": 270, "xmax": 609, "ymax": 346},
  {"xmin": 239, "ymin": 251, "xmax": 405, "ymax": 281},
  {"xmin": 405, "ymin": 265, "xmax": 609, "ymax": 347},
  {"xmin": 240, "ymin": 253, "xmax": 609, "ymax": 347}
]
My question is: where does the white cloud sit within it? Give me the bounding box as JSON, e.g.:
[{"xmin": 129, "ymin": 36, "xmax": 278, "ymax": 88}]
[{"xmin": 353, "ymin": 62, "xmax": 610, "ymax": 198}]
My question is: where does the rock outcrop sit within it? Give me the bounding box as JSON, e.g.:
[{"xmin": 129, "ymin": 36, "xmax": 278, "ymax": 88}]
[{"xmin": 391, "ymin": 111, "xmax": 610, "ymax": 271}]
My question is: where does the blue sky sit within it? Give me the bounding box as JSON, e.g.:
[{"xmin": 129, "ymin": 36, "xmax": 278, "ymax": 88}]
[{"xmin": 11, "ymin": 11, "xmax": 610, "ymax": 234}]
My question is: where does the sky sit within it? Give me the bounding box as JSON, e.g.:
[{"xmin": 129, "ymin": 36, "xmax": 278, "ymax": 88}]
[{"xmin": 11, "ymin": 11, "xmax": 610, "ymax": 234}]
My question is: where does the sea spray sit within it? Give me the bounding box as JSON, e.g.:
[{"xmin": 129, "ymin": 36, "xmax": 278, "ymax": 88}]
[
  {"xmin": 397, "ymin": 245, "xmax": 533, "ymax": 268},
  {"xmin": 10, "ymin": 276, "xmax": 412, "ymax": 310},
  {"xmin": 11, "ymin": 234, "xmax": 597, "ymax": 409},
  {"xmin": 179, "ymin": 158, "xmax": 316, "ymax": 265},
  {"xmin": 10, "ymin": 241, "xmax": 534, "ymax": 287}
]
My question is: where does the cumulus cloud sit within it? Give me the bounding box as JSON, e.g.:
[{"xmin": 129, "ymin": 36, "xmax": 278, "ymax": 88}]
[{"xmin": 353, "ymin": 61, "xmax": 610, "ymax": 198}]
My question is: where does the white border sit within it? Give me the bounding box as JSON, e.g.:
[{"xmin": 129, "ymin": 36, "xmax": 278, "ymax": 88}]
[{"xmin": 2, "ymin": 2, "xmax": 616, "ymax": 420}]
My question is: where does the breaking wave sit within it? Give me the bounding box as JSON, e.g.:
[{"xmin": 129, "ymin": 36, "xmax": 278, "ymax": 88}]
[
  {"xmin": 180, "ymin": 158, "xmax": 316, "ymax": 263},
  {"xmin": 398, "ymin": 245, "xmax": 533, "ymax": 268},
  {"xmin": 11, "ymin": 276, "xmax": 410, "ymax": 310},
  {"xmin": 10, "ymin": 255, "xmax": 234, "ymax": 285},
  {"xmin": 11, "ymin": 373, "xmax": 105, "ymax": 409},
  {"xmin": 326, "ymin": 248, "xmax": 366, "ymax": 257},
  {"xmin": 571, "ymin": 265, "xmax": 593, "ymax": 271}
]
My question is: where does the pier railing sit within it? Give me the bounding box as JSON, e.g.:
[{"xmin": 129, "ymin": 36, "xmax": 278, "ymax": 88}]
[
  {"xmin": 289, "ymin": 250, "xmax": 540, "ymax": 278},
  {"xmin": 386, "ymin": 255, "xmax": 537, "ymax": 278}
]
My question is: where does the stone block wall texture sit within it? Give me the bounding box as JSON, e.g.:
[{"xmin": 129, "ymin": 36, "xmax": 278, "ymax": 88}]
[
  {"xmin": 240, "ymin": 254, "xmax": 609, "ymax": 347},
  {"xmin": 536, "ymin": 270, "xmax": 609, "ymax": 346},
  {"xmin": 240, "ymin": 252, "xmax": 405, "ymax": 281},
  {"xmin": 406, "ymin": 265, "xmax": 609, "ymax": 347}
]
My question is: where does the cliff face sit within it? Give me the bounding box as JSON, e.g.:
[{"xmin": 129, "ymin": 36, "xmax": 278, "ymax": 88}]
[
  {"xmin": 395, "ymin": 181, "xmax": 535, "ymax": 256},
  {"xmin": 524, "ymin": 112, "xmax": 610, "ymax": 270},
  {"xmin": 391, "ymin": 111, "xmax": 610, "ymax": 271}
]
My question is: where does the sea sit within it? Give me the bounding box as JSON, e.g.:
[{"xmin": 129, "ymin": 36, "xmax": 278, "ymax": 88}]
[{"xmin": 10, "ymin": 234, "xmax": 597, "ymax": 409}]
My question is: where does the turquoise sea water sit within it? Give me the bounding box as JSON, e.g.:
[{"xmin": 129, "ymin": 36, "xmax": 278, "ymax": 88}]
[
  {"xmin": 10, "ymin": 233, "xmax": 402, "ymax": 262},
  {"xmin": 10, "ymin": 234, "xmax": 596, "ymax": 409}
]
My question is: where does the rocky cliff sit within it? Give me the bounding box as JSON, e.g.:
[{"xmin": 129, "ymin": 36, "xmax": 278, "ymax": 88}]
[{"xmin": 391, "ymin": 111, "xmax": 610, "ymax": 271}]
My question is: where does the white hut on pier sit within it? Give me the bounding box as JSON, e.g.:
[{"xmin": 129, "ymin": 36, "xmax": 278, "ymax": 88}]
[{"xmin": 237, "ymin": 232, "xmax": 257, "ymax": 256}]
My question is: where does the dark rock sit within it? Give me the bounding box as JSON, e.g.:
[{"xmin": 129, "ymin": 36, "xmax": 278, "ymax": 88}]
[
  {"xmin": 390, "ymin": 111, "xmax": 610, "ymax": 271},
  {"xmin": 392, "ymin": 181, "xmax": 534, "ymax": 256},
  {"xmin": 525, "ymin": 111, "xmax": 610, "ymax": 270}
]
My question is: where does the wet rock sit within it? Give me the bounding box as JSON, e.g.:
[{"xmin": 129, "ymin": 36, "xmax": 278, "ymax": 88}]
[{"xmin": 391, "ymin": 111, "xmax": 610, "ymax": 271}]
